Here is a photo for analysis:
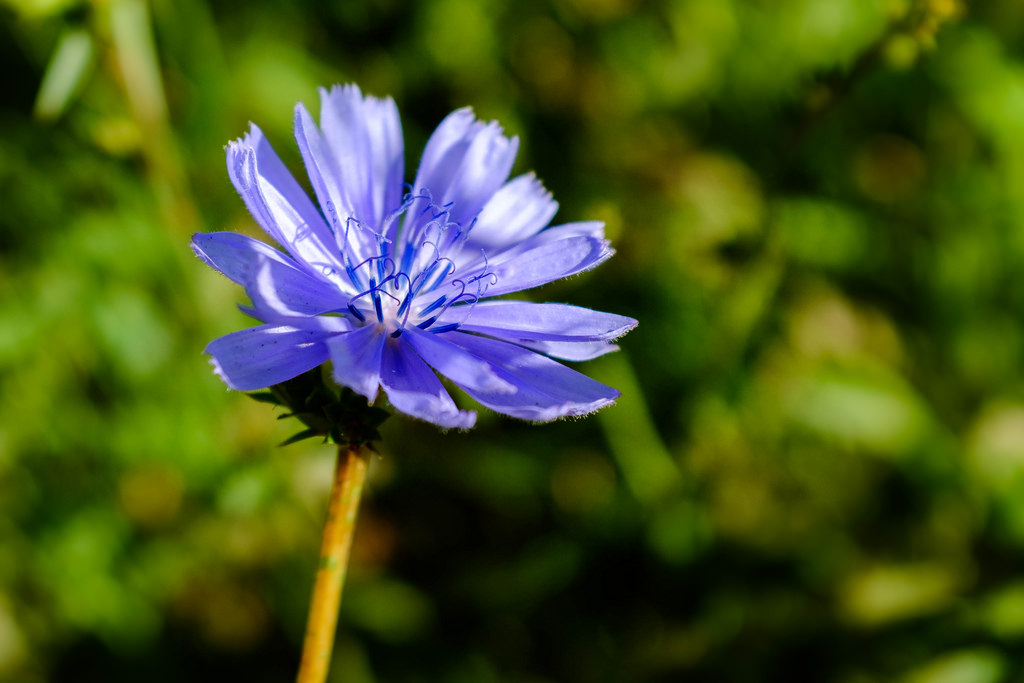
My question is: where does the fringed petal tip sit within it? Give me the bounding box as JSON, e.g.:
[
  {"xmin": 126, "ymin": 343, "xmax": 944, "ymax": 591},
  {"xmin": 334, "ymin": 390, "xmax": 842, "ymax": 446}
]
[
  {"xmin": 609, "ymin": 317, "xmax": 638, "ymax": 342},
  {"xmin": 224, "ymin": 124, "xmax": 263, "ymax": 162},
  {"xmin": 319, "ymin": 83, "xmax": 358, "ymax": 101},
  {"xmin": 447, "ymin": 106, "xmax": 476, "ymax": 124},
  {"xmin": 189, "ymin": 233, "xmax": 209, "ymax": 264},
  {"xmin": 319, "ymin": 82, "xmax": 398, "ymax": 109},
  {"xmin": 426, "ymin": 407, "xmax": 477, "ymax": 431},
  {"xmin": 471, "ymin": 389, "xmax": 620, "ymax": 425},
  {"xmin": 207, "ymin": 355, "xmax": 242, "ymax": 391},
  {"xmin": 523, "ymin": 393, "xmax": 620, "ymax": 425}
]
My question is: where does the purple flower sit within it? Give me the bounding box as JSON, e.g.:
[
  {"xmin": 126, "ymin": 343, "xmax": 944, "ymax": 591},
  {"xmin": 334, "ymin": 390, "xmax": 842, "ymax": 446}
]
[{"xmin": 193, "ymin": 84, "xmax": 636, "ymax": 429}]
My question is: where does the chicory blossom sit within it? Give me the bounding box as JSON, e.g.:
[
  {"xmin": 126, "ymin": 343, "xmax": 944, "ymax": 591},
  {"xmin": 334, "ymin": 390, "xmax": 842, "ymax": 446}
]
[{"xmin": 193, "ymin": 85, "xmax": 636, "ymax": 428}]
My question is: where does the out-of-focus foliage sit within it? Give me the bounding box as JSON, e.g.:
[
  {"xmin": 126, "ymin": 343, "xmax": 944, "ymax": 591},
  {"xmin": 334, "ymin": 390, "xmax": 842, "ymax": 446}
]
[{"xmin": 2, "ymin": 0, "xmax": 1024, "ymax": 680}]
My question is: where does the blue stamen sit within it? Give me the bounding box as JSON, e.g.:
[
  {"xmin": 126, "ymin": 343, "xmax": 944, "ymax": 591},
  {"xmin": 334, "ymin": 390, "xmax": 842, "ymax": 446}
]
[
  {"xmin": 410, "ymin": 251, "xmax": 452, "ymax": 296},
  {"xmin": 369, "ymin": 277, "xmax": 383, "ymax": 322},
  {"xmin": 429, "ymin": 323, "xmax": 460, "ymax": 334},
  {"xmin": 423, "ymin": 261, "xmax": 453, "ymax": 293},
  {"xmin": 347, "ymin": 303, "xmax": 366, "ymax": 322},
  {"xmin": 419, "ymin": 295, "xmax": 447, "ymax": 316},
  {"xmin": 399, "ymin": 250, "xmax": 414, "ymax": 278},
  {"xmin": 345, "ymin": 259, "xmax": 363, "ymax": 290},
  {"xmin": 397, "ymin": 293, "xmax": 413, "ymax": 318}
]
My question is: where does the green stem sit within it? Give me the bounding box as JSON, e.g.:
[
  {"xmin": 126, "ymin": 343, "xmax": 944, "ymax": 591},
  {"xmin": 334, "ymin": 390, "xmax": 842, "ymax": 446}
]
[{"xmin": 296, "ymin": 445, "xmax": 369, "ymax": 683}]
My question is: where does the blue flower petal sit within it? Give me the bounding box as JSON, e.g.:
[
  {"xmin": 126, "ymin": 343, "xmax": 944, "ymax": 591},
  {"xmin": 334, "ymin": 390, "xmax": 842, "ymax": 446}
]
[
  {"xmin": 293, "ymin": 105, "xmax": 381, "ymax": 264},
  {"xmin": 440, "ymin": 301, "xmax": 637, "ymax": 342},
  {"xmin": 205, "ymin": 323, "xmax": 333, "ymax": 391},
  {"xmin": 293, "ymin": 105, "xmax": 347, "ymax": 226},
  {"xmin": 226, "ymin": 125, "xmax": 340, "ymax": 275},
  {"xmin": 534, "ymin": 220, "xmax": 606, "ymax": 242},
  {"xmin": 319, "ymin": 85, "xmax": 405, "ymax": 232},
  {"xmin": 467, "ymin": 173, "xmax": 558, "ymax": 251},
  {"xmin": 465, "ymin": 221, "xmax": 606, "ymax": 270},
  {"xmin": 444, "ymin": 333, "xmax": 619, "ymax": 422},
  {"xmin": 380, "ymin": 339, "xmax": 476, "ymax": 429},
  {"xmin": 513, "ymin": 339, "xmax": 620, "ymax": 361},
  {"xmin": 192, "ymin": 232, "xmax": 348, "ymax": 317},
  {"xmin": 403, "ymin": 327, "xmax": 516, "ymax": 395},
  {"xmin": 477, "ymin": 236, "xmax": 614, "ymax": 298},
  {"xmin": 325, "ymin": 324, "xmax": 386, "ymax": 402},
  {"xmin": 411, "ymin": 109, "xmax": 519, "ymax": 228}
]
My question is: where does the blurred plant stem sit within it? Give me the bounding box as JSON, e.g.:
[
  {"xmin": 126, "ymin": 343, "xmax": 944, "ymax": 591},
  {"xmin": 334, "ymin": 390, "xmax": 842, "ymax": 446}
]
[
  {"xmin": 791, "ymin": 0, "xmax": 964, "ymax": 148},
  {"xmin": 297, "ymin": 445, "xmax": 369, "ymax": 683},
  {"xmin": 107, "ymin": 0, "xmax": 200, "ymax": 235},
  {"xmin": 596, "ymin": 353, "xmax": 680, "ymax": 505}
]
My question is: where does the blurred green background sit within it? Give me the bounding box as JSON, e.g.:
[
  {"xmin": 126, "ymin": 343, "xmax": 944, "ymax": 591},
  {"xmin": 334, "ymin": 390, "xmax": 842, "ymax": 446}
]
[{"xmin": 3, "ymin": 0, "xmax": 1024, "ymax": 680}]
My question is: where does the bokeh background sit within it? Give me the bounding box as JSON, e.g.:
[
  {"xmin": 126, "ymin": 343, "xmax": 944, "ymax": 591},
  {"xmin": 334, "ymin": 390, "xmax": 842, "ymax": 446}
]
[{"xmin": 3, "ymin": 0, "xmax": 1024, "ymax": 681}]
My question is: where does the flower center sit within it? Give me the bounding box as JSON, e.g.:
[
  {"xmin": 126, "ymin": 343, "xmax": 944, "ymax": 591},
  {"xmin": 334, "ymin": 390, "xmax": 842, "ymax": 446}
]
[{"xmin": 337, "ymin": 192, "xmax": 493, "ymax": 337}]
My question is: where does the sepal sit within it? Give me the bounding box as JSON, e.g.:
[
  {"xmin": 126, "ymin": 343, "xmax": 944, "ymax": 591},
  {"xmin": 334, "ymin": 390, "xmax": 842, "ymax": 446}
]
[{"xmin": 247, "ymin": 366, "xmax": 391, "ymax": 448}]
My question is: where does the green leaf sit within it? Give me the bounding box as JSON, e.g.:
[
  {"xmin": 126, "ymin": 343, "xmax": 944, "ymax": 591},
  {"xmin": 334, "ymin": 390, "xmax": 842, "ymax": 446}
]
[
  {"xmin": 33, "ymin": 26, "xmax": 96, "ymax": 122},
  {"xmin": 278, "ymin": 428, "xmax": 322, "ymax": 447}
]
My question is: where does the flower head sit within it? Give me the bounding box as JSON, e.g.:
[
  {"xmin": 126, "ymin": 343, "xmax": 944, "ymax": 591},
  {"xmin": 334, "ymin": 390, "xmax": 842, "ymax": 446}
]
[{"xmin": 194, "ymin": 84, "xmax": 636, "ymax": 429}]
